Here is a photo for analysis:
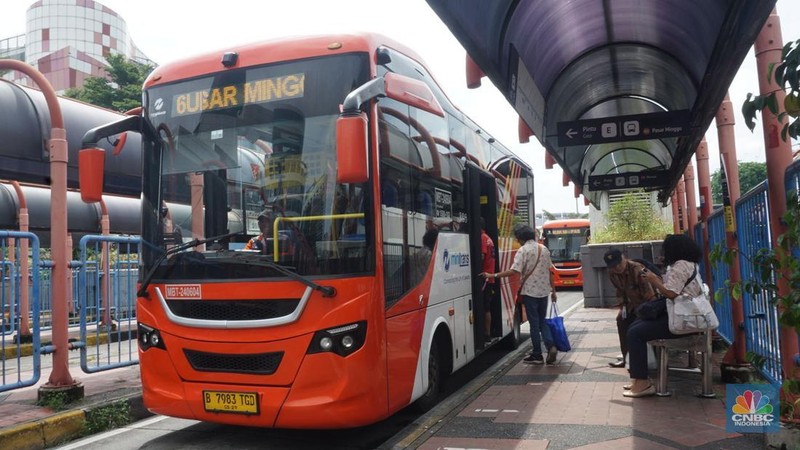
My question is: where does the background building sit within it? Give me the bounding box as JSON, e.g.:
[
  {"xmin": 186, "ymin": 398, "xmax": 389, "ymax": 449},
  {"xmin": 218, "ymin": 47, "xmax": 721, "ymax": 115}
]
[{"xmin": 0, "ymin": 0, "xmax": 153, "ymax": 93}]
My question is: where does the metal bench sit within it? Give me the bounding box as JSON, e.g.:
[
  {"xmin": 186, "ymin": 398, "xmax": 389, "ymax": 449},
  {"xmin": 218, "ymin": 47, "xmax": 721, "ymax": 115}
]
[{"xmin": 648, "ymin": 330, "xmax": 715, "ymax": 398}]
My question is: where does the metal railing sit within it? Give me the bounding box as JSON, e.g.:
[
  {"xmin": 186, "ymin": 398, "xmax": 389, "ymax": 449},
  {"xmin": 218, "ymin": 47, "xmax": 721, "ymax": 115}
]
[
  {"xmin": 735, "ymin": 181, "xmax": 782, "ymax": 385},
  {"xmin": 706, "ymin": 209, "xmax": 733, "ymax": 345},
  {"xmin": 77, "ymin": 234, "xmax": 141, "ymax": 373},
  {"xmin": 0, "ymin": 231, "xmax": 40, "ymax": 393}
]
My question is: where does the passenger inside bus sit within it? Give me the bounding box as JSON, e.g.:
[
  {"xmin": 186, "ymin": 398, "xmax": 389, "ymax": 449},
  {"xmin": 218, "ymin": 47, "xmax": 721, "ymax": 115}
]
[{"xmin": 412, "ymin": 228, "xmax": 439, "ymax": 285}]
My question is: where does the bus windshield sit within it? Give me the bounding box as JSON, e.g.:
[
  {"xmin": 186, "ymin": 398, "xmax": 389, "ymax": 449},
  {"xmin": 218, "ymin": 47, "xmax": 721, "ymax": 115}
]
[
  {"xmin": 141, "ymin": 53, "xmax": 372, "ymax": 279},
  {"xmin": 542, "ymin": 225, "xmax": 589, "ymax": 263}
]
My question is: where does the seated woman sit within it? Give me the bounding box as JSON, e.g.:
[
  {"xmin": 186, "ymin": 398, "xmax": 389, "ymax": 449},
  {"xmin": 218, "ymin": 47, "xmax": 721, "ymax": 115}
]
[{"xmin": 623, "ymin": 233, "xmax": 704, "ymax": 398}]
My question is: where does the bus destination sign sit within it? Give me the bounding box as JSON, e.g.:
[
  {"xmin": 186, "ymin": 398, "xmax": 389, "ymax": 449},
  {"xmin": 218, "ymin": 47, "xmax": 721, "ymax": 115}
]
[{"xmin": 171, "ymin": 73, "xmax": 305, "ymax": 117}]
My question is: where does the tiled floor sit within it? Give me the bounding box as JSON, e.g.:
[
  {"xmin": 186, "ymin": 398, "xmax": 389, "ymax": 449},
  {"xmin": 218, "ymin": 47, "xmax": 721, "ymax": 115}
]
[{"xmin": 414, "ymin": 307, "xmax": 764, "ymax": 449}]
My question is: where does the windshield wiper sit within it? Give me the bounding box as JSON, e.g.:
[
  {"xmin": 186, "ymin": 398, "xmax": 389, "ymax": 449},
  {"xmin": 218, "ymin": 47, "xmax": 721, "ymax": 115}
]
[
  {"xmin": 214, "ymin": 252, "xmax": 337, "ymax": 298},
  {"xmin": 137, "ymin": 231, "xmax": 243, "ymax": 298}
]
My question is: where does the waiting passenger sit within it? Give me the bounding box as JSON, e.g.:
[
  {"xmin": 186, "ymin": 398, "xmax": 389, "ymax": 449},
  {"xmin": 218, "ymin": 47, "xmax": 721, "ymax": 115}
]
[
  {"xmin": 624, "ymin": 234, "xmax": 704, "ymax": 398},
  {"xmin": 603, "ymin": 248, "xmax": 658, "ymax": 368}
]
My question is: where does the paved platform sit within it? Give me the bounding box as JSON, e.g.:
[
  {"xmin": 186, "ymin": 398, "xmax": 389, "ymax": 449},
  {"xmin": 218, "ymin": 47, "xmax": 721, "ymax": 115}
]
[
  {"xmin": 386, "ymin": 305, "xmax": 771, "ymax": 449},
  {"xmin": 0, "ymin": 304, "xmax": 776, "ymax": 449}
]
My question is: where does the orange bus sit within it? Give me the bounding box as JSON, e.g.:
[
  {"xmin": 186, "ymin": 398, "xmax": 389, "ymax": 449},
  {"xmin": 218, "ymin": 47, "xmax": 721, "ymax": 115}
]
[
  {"xmin": 541, "ymin": 219, "xmax": 590, "ymax": 287},
  {"xmin": 78, "ymin": 33, "xmax": 535, "ymax": 429}
]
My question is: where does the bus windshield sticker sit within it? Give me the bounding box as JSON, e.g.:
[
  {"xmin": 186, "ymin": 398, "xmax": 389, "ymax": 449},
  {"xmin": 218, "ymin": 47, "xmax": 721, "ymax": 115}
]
[{"xmin": 435, "ymin": 187, "xmax": 452, "ymax": 219}]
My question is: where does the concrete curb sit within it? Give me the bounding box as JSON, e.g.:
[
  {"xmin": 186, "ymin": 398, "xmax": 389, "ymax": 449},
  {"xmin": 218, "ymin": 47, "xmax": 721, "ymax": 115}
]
[{"xmin": 0, "ymin": 393, "xmax": 149, "ymax": 450}]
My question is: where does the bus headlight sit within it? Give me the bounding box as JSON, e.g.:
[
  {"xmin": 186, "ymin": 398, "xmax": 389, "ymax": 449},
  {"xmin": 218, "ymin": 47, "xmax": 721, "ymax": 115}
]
[
  {"xmin": 307, "ymin": 321, "xmax": 367, "ymax": 357},
  {"xmin": 138, "ymin": 322, "xmax": 166, "ymax": 351}
]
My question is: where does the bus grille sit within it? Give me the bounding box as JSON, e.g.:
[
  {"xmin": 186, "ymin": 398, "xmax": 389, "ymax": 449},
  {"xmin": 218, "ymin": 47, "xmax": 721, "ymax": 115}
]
[
  {"xmin": 184, "ymin": 349, "xmax": 284, "ymax": 375},
  {"xmin": 166, "ymin": 300, "xmax": 299, "ymax": 321}
]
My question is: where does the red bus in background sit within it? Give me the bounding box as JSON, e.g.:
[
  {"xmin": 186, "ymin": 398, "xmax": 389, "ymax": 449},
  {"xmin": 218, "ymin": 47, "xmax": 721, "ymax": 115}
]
[
  {"xmin": 541, "ymin": 219, "xmax": 590, "ymax": 287},
  {"xmin": 78, "ymin": 33, "xmax": 536, "ymax": 429}
]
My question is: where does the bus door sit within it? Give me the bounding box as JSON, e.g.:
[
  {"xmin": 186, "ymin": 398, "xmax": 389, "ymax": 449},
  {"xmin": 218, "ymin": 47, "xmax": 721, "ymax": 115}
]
[{"xmin": 464, "ymin": 162, "xmax": 498, "ymax": 350}]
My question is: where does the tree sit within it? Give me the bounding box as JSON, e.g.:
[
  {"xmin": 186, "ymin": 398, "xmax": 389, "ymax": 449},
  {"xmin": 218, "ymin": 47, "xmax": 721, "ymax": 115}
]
[
  {"xmin": 742, "ymin": 38, "xmax": 800, "ymax": 141},
  {"xmin": 590, "ymin": 189, "xmax": 672, "ymax": 243},
  {"xmin": 65, "ymin": 54, "xmax": 153, "ymax": 112},
  {"xmin": 710, "ymin": 161, "xmax": 767, "ymax": 204}
]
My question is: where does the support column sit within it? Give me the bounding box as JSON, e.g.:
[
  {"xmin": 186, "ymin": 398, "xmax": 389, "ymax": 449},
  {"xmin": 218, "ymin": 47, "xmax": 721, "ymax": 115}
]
[
  {"xmin": 717, "ymin": 94, "xmax": 747, "ymax": 370},
  {"xmin": 754, "ymin": 8, "xmax": 798, "ymax": 389},
  {"xmin": 676, "ymin": 177, "xmax": 688, "ymax": 234},
  {"xmin": 684, "ymin": 163, "xmax": 698, "ymax": 238},
  {"xmin": 695, "ymin": 139, "xmax": 713, "ymax": 282},
  {"xmin": 670, "ymin": 193, "xmax": 680, "ymax": 234}
]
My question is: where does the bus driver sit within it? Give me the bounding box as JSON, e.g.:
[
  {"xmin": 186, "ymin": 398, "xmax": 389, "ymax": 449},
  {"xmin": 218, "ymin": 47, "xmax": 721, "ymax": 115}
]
[{"xmin": 245, "ymin": 210, "xmax": 274, "ymax": 253}]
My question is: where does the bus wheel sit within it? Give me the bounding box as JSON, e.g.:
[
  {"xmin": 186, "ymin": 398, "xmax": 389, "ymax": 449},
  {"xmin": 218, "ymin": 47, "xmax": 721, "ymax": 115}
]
[
  {"xmin": 502, "ymin": 305, "xmax": 522, "ymax": 350},
  {"xmin": 413, "ymin": 339, "xmax": 443, "ymax": 412}
]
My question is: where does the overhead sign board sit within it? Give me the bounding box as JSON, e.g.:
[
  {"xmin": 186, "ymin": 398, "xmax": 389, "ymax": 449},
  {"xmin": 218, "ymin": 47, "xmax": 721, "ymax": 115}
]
[
  {"xmin": 587, "ymin": 171, "xmax": 668, "ymax": 192},
  {"xmin": 556, "ymin": 110, "xmax": 691, "ymax": 146}
]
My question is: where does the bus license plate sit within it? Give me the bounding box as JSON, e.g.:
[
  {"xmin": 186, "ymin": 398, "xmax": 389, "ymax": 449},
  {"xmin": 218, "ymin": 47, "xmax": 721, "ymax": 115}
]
[
  {"xmin": 203, "ymin": 391, "xmax": 259, "ymax": 415},
  {"xmin": 563, "ymin": 280, "xmax": 574, "ymax": 285}
]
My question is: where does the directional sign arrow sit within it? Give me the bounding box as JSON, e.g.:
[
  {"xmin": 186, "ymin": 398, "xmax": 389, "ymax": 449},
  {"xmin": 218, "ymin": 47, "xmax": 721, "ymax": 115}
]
[{"xmin": 565, "ymin": 128, "xmax": 577, "ymax": 140}]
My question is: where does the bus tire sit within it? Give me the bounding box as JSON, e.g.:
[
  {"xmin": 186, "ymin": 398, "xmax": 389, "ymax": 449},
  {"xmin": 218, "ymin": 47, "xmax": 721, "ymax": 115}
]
[
  {"xmin": 502, "ymin": 305, "xmax": 522, "ymax": 350},
  {"xmin": 413, "ymin": 337, "xmax": 444, "ymax": 412}
]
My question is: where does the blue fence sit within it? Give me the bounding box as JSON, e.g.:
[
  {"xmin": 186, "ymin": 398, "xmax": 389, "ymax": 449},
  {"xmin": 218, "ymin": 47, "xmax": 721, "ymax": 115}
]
[
  {"xmin": 706, "ymin": 209, "xmax": 733, "ymax": 344},
  {"xmin": 0, "ymin": 231, "xmax": 41, "ymax": 393},
  {"xmin": 735, "ymin": 181, "xmax": 782, "ymax": 385},
  {"xmin": 78, "ymin": 234, "xmax": 140, "ymax": 373}
]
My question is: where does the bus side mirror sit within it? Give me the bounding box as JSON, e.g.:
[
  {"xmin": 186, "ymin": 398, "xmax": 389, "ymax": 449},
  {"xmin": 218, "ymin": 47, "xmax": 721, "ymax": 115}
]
[
  {"xmin": 78, "ymin": 147, "xmax": 106, "ymax": 203},
  {"xmin": 336, "ymin": 112, "xmax": 368, "ymax": 184}
]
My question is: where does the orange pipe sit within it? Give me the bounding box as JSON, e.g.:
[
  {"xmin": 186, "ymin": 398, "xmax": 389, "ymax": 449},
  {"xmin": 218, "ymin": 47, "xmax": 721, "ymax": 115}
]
[
  {"xmin": 9, "ymin": 181, "xmax": 31, "ymax": 337},
  {"xmin": 0, "ymin": 59, "xmax": 76, "ymax": 389}
]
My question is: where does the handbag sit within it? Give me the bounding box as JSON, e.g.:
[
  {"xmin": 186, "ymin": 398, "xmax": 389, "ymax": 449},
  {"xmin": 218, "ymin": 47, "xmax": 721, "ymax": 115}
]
[
  {"xmin": 634, "ymin": 296, "xmax": 667, "ymax": 320},
  {"xmin": 667, "ymin": 265, "xmax": 720, "ymax": 335},
  {"xmin": 515, "ymin": 244, "xmax": 542, "ymax": 304},
  {"xmin": 545, "ymin": 302, "xmax": 571, "ymax": 352}
]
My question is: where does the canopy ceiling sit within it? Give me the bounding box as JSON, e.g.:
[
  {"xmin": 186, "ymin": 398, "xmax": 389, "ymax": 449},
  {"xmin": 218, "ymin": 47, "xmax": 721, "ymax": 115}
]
[{"xmin": 426, "ymin": 0, "xmax": 777, "ymax": 208}]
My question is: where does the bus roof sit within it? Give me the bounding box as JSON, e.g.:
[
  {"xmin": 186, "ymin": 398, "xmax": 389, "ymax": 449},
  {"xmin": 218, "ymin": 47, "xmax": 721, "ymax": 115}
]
[
  {"xmin": 142, "ymin": 32, "xmax": 532, "ymax": 174},
  {"xmin": 145, "ymin": 33, "xmax": 425, "ymax": 88}
]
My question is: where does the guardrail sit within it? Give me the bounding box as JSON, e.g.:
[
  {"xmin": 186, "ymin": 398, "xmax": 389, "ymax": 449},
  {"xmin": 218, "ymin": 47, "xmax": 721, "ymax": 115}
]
[
  {"xmin": 78, "ymin": 234, "xmax": 141, "ymax": 373},
  {"xmin": 0, "ymin": 231, "xmax": 41, "ymax": 393},
  {"xmin": 735, "ymin": 181, "xmax": 782, "ymax": 385},
  {"xmin": 706, "ymin": 208, "xmax": 733, "ymax": 345}
]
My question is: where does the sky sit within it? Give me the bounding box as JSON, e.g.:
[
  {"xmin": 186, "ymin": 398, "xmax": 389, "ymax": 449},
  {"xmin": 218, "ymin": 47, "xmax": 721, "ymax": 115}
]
[{"xmin": 1, "ymin": 0, "xmax": 798, "ymax": 215}]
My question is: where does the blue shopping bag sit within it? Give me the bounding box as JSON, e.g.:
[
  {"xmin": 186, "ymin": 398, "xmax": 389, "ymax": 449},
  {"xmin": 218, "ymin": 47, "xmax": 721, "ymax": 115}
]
[{"xmin": 545, "ymin": 302, "xmax": 571, "ymax": 352}]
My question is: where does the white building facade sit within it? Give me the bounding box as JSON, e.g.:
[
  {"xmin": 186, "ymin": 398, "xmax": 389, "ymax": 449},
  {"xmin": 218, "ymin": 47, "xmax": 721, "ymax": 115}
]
[{"xmin": 1, "ymin": 0, "xmax": 152, "ymax": 93}]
